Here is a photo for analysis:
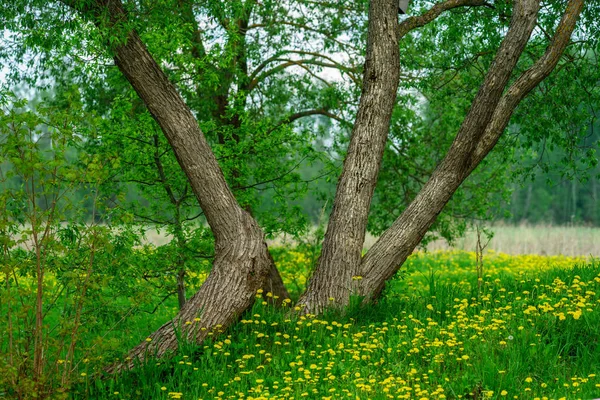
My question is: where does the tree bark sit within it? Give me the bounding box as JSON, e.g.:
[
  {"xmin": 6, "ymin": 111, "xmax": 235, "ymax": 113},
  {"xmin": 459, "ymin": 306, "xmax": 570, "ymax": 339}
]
[
  {"xmin": 358, "ymin": 0, "xmax": 584, "ymax": 300},
  {"xmin": 296, "ymin": 0, "xmax": 400, "ymax": 314},
  {"xmin": 179, "ymin": 0, "xmax": 290, "ymax": 302},
  {"xmin": 298, "ymin": 0, "xmax": 511, "ymax": 314},
  {"xmin": 64, "ymin": 0, "xmax": 281, "ymax": 368},
  {"xmin": 62, "ymin": 0, "xmax": 584, "ymax": 371}
]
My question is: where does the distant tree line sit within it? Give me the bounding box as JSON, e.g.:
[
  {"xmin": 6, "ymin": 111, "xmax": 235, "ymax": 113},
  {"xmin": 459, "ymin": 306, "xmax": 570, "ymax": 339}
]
[{"xmin": 505, "ymin": 108, "xmax": 600, "ymax": 226}]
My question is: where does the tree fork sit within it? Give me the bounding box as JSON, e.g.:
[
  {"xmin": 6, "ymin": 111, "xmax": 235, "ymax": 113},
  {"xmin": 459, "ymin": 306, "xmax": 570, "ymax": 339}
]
[
  {"xmin": 298, "ymin": 0, "xmax": 504, "ymax": 314},
  {"xmin": 296, "ymin": 0, "xmax": 400, "ymax": 314},
  {"xmin": 358, "ymin": 0, "xmax": 584, "ymax": 301}
]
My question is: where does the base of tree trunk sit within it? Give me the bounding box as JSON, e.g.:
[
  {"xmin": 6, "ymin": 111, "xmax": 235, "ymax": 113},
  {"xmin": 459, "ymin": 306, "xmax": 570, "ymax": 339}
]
[{"xmin": 107, "ymin": 219, "xmax": 278, "ymax": 373}]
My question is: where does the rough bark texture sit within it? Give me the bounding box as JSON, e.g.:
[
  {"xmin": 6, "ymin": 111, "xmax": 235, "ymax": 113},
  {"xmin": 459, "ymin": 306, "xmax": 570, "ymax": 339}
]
[
  {"xmin": 297, "ymin": 0, "xmax": 513, "ymax": 314},
  {"xmin": 63, "ymin": 0, "xmax": 584, "ymax": 370},
  {"xmin": 358, "ymin": 0, "xmax": 584, "ymax": 300},
  {"xmin": 64, "ymin": 0, "xmax": 282, "ymax": 368},
  {"xmin": 296, "ymin": 0, "xmax": 400, "ymax": 314},
  {"xmin": 120, "ymin": 224, "xmax": 273, "ymax": 370},
  {"xmin": 179, "ymin": 0, "xmax": 290, "ymax": 303}
]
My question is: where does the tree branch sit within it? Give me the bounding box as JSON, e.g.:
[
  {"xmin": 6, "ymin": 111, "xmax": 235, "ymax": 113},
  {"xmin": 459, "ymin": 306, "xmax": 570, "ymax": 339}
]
[
  {"xmin": 152, "ymin": 133, "xmax": 178, "ymax": 206},
  {"xmin": 281, "ymin": 108, "xmax": 349, "ymax": 128},
  {"xmin": 470, "ymin": 0, "xmax": 585, "ymax": 168},
  {"xmin": 248, "ymin": 50, "xmax": 360, "ymax": 88},
  {"xmin": 247, "ymin": 58, "xmax": 337, "ymax": 91},
  {"xmin": 357, "ymin": 0, "xmax": 542, "ymax": 301},
  {"xmin": 398, "ymin": 0, "xmax": 494, "ymax": 40}
]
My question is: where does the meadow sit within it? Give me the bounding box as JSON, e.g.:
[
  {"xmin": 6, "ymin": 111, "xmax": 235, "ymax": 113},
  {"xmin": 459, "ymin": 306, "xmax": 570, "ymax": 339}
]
[
  {"xmin": 423, "ymin": 225, "xmax": 600, "ymax": 257},
  {"xmin": 53, "ymin": 249, "xmax": 600, "ymax": 399}
]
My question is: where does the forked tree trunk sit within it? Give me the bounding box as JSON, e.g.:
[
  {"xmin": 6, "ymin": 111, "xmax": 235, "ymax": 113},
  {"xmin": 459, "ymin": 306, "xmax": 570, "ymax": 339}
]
[
  {"xmin": 64, "ymin": 0, "xmax": 584, "ymax": 371},
  {"xmin": 302, "ymin": 0, "xmax": 583, "ymax": 308},
  {"xmin": 355, "ymin": 0, "xmax": 542, "ymax": 297},
  {"xmin": 63, "ymin": 0, "xmax": 288, "ymax": 368},
  {"xmin": 357, "ymin": 0, "xmax": 583, "ymax": 300},
  {"xmin": 297, "ymin": 0, "xmax": 493, "ymax": 315},
  {"xmin": 300, "ymin": 0, "xmax": 536, "ymax": 310}
]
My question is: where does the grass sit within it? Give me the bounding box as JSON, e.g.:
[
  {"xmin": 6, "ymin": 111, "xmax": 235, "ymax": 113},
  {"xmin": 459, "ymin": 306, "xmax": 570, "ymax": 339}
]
[
  {"xmin": 424, "ymin": 225, "xmax": 600, "ymax": 256},
  {"xmin": 142, "ymin": 225, "xmax": 600, "ymax": 257},
  {"xmin": 71, "ymin": 250, "xmax": 600, "ymax": 400}
]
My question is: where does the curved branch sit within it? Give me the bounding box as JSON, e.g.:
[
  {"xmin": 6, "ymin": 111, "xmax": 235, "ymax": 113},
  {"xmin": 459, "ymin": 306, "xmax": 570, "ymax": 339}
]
[
  {"xmin": 233, "ymin": 156, "xmax": 307, "ymax": 191},
  {"xmin": 281, "ymin": 108, "xmax": 349, "ymax": 126},
  {"xmin": 264, "ymin": 108, "xmax": 350, "ymax": 137},
  {"xmin": 248, "ymin": 50, "xmax": 360, "ymax": 88},
  {"xmin": 247, "ymin": 58, "xmax": 338, "ymax": 91},
  {"xmin": 398, "ymin": 0, "xmax": 494, "ymax": 40}
]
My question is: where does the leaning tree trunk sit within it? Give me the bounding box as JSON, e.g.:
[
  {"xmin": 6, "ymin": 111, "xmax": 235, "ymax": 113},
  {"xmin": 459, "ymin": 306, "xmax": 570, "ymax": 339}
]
[
  {"xmin": 354, "ymin": 0, "xmax": 541, "ymax": 297},
  {"xmin": 63, "ymin": 0, "xmax": 287, "ymax": 369},
  {"xmin": 357, "ymin": 0, "xmax": 583, "ymax": 300}
]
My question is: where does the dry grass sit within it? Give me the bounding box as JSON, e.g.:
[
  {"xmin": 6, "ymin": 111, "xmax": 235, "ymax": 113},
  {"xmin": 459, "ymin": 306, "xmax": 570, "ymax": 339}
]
[
  {"xmin": 141, "ymin": 225, "xmax": 600, "ymax": 257},
  {"xmin": 425, "ymin": 224, "xmax": 600, "ymax": 257}
]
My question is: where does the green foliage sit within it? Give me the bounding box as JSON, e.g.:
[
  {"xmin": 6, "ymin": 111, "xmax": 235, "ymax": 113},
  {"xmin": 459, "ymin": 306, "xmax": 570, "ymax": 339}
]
[
  {"xmin": 504, "ymin": 43, "xmax": 600, "ymax": 225},
  {"xmin": 0, "ymin": 93, "xmax": 203, "ymax": 397},
  {"xmin": 1, "ymin": 0, "xmax": 600, "ymax": 396},
  {"xmin": 3, "ymin": 0, "xmax": 600, "ymax": 243}
]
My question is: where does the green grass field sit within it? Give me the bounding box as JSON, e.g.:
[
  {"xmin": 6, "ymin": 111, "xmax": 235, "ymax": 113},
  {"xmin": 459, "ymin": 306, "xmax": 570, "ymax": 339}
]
[{"xmin": 55, "ymin": 250, "xmax": 600, "ymax": 400}]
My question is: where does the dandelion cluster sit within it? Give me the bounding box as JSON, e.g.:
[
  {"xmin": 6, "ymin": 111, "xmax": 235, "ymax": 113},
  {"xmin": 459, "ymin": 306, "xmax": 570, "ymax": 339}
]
[{"xmin": 98, "ymin": 250, "xmax": 600, "ymax": 399}]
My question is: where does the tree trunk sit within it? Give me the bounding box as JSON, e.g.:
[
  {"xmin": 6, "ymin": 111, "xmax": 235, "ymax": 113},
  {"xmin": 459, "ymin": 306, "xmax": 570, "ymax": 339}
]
[
  {"xmin": 181, "ymin": 0, "xmax": 290, "ymax": 303},
  {"xmin": 64, "ymin": 0, "xmax": 584, "ymax": 371},
  {"xmin": 64, "ymin": 0, "xmax": 283, "ymax": 368},
  {"xmin": 302, "ymin": 0, "xmax": 583, "ymax": 305},
  {"xmin": 116, "ymin": 217, "xmax": 272, "ymax": 371},
  {"xmin": 176, "ymin": 265, "xmax": 186, "ymax": 310},
  {"xmin": 358, "ymin": 0, "xmax": 583, "ymax": 300},
  {"xmin": 296, "ymin": 0, "xmax": 400, "ymax": 314},
  {"xmin": 299, "ymin": 0, "xmax": 541, "ymax": 312}
]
